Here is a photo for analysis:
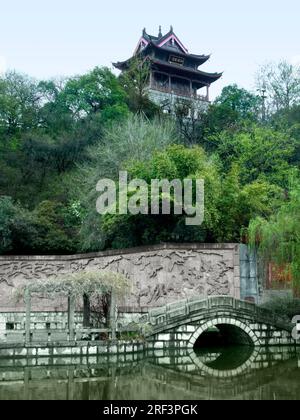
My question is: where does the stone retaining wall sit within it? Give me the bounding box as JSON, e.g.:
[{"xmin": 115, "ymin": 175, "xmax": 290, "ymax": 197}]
[{"xmin": 0, "ymin": 340, "xmax": 145, "ymax": 359}]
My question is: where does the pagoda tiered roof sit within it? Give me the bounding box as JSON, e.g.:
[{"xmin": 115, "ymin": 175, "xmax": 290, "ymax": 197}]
[{"xmin": 113, "ymin": 27, "xmax": 222, "ymax": 87}]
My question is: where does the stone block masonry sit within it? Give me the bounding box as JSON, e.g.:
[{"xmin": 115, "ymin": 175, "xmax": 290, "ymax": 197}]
[
  {"xmin": 145, "ymin": 296, "xmax": 296, "ymax": 348},
  {"xmin": 147, "ymin": 319, "xmax": 296, "ymax": 350},
  {"xmin": 0, "ymin": 340, "xmax": 145, "ymax": 359}
]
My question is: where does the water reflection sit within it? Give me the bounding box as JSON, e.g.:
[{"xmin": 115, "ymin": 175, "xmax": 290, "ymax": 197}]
[
  {"xmin": 0, "ymin": 346, "xmax": 299, "ymax": 400},
  {"xmin": 194, "ymin": 346, "xmax": 256, "ymax": 372}
]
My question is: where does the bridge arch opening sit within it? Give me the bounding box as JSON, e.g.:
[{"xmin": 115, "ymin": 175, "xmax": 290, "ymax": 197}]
[
  {"xmin": 192, "ymin": 322, "xmax": 255, "ymax": 372},
  {"xmin": 194, "ymin": 324, "xmax": 254, "ymax": 349}
]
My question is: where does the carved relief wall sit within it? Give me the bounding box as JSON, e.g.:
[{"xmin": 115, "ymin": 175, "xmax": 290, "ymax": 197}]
[{"xmin": 0, "ymin": 244, "xmax": 240, "ymax": 313}]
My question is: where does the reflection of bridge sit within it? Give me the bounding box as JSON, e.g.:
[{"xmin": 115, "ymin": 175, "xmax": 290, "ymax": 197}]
[
  {"xmin": 144, "ymin": 296, "xmax": 295, "ymax": 349},
  {"xmin": 0, "ymin": 347, "xmax": 299, "ymax": 400}
]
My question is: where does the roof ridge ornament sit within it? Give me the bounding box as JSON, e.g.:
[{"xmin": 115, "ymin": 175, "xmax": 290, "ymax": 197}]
[
  {"xmin": 158, "ymin": 25, "xmax": 162, "ymax": 38},
  {"xmin": 170, "ymin": 25, "xmax": 174, "ymax": 32},
  {"xmin": 143, "ymin": 28, "xmax": 146, "ymax": 36}
]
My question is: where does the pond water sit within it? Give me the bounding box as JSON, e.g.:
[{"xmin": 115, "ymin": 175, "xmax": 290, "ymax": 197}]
[{"xmin": 0, "ymin": 345, "xmax": 299, "ymax": 400}]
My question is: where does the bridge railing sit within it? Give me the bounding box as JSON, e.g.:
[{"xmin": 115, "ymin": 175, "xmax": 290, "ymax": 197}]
[{"xmin": 148, "ymin": 296, "xmax": 291, "ymax": 331}]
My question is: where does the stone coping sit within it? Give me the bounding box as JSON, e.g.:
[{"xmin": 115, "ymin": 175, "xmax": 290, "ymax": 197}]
[{"xmin": 0, "ymin": 243, "xmax": 239, "ymax": 262}]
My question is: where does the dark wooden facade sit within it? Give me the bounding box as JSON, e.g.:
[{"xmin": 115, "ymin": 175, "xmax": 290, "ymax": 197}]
[{"xmin": 113, "ymin": 27, "xmax": 222, "ymax": 104}]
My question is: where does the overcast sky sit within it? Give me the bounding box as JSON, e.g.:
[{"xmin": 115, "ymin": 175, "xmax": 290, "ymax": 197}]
[{"xmin": 0, "ymin": 0, "xmax": 299, "ymax": 98}]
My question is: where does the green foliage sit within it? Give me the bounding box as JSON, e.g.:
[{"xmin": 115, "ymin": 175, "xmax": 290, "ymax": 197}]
[
  {"xmin": 0, "ymin": 197, "xmax": 81, "ymax": 255},
  {"xmin": 206, "ymin": 126, "xmax": 296, "ymax": 186},
  {"xmin": 215, "ymin": 84, "xmax": 260, "ymax": 121},
  {"xmin": 0, "ymin": 66, "xmax": 135, "ymax": 254},
  {"xmin": 248, "ymin": 182, "xmax": 300, "ymax": 287},
  {"xmin": 98, "ymin": 144, "xmax": 219, "ymax": 248},
  {"xmin": 0, "ymin": 197, "xmax": 16, "ymax": 253},
  {"xmin": 78, "ymin": 115, "xmax": 180, "ymax": 251},
  {"xmin": 119, "ymin": 57, "xmax": 160, "ymax": 117},
  {"xmin": 272, "ymin": 104, "xmax": 300, "ymax": 128},
  {"xmin": 79, "ymin": 141, "xmax": 283, "ymax": 249},
  {"xmin": 0, "ymin": 71, "xmax": 40, "ymax": 136},
  {"xmin": 0, "ymin": 196, "xmax": 37, "ymax": 254},
  {"xmin": 198, "ymin": 84, "xmax": 260, "ymax": 141},
  {"xmin": 30, "ymin": 200, "xmax": 81, "ymax": 254},
  {"xmin": 259, "ymin": 296, "xmax": 300, "ymax": 321},
  {"xmin": 1, "ymin": 62, "xmax": 300, "ymax": 258},
  {"xmin": 215, "ymin": 165, "xmax": 283, "ymax": 242},
  {"xmin": 59, "ymin": 67, "xmax": 128, "ymax": 119}
]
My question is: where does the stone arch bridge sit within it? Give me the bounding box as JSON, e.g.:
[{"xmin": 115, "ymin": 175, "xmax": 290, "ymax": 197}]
[{"xmin": 144, "ymin": 296, "xmax": 295, "ymax": 350}]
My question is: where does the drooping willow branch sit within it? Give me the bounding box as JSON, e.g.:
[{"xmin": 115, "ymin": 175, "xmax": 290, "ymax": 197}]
[{"xmin": 248, "ymin": 182, "xmax": 300, "ymax": 289}]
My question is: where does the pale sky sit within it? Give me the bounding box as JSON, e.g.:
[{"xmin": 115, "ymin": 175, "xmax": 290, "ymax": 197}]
[{"xmin": 0, "ymin": 0, "xmax": 299, "ymax": 98}]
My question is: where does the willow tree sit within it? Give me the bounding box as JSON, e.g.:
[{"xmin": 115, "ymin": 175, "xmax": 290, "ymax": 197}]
[{"xmin": 248, "ymin": 182, "xmax": 300, "ymax": 294}]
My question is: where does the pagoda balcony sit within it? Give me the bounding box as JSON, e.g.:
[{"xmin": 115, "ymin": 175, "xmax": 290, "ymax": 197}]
[{"xmin": 149, "ymin": 80, "xmax": 209, "ymax": 102}]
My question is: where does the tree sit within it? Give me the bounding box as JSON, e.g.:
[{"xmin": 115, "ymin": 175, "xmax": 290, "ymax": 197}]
[
  {"xmin": 194, "ymin": 85, "xmax": 261, "ymax": 148},
  {"xmin": 174, "ymin": 98, "xmax": 208, "ymax": 145},
  {"xmin": 37, "ymin": 78, "xmax": 74, "ymax": 135},
  {"xmin": 206, "ymin": 126, "xmax": 296, "ymax": 187},
  {"xmin": 0, "ymin": 71, "xmax": 41, "ymax": 136},
  {"xmin": 58, "ymin": 67, "xmax": 129, "ymax": 121},
  {"xmin": 0, "ymin": 196, "xmax": 39, "ymax": 255},
  {"xmin": 256, "ymin": 61, "xmax": 300, "ymax": 112},
  {"xmin": 30, "ymin": 200, "xmax": 80, "ymax": 254},
  {"xmin": 216, "ymin": 165, "xmax": 283, "ymax": 242},
  {"xmin": 77, "ymin": 115, "xmax": 179, "ymax": 251},
  {"xmin": 0, "ymin": 196, "xmax": 82, "ymax": 255},
  {"xmin": 119, "ymin": 57, "xmax": 159, "ymax": 117},
  {"xmin": 248, "ymin": 181, "xmax": 300, "ymax": 293},
  {"xmin": 91, "ymin": 144, "xmax": 221, "ymax": 249},
  {"xmin": 215, "ymin": 84, "xmax": 260, "ymax": 120},
  {"xmin": 0, "ymin": 197, "xmax": 16, "ymax": 253}
]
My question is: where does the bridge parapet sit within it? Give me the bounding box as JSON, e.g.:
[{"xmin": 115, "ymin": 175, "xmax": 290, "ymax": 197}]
[{"xmin": 145, "ymin": 296, "xmax": 292, "ymax": 336}]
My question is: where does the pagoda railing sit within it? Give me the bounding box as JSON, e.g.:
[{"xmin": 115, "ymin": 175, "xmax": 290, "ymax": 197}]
[{"xmin": 149, "ymin": 82, "xmax": 208, "ymax": 102}]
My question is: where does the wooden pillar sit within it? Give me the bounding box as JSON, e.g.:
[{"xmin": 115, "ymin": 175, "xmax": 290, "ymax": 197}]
[
  {"xmin": 83, "ymin": 294, "xmax": 90, "ymax": 328},
  {"xmin": 149, "ymin": 71, "xmax": 153, "ymax": 89},
  {"xmin": 109, "ymin": 289, "xmax": 116, "ymax": 341},
  {"xmin": 206, "ymin": 85, "xmax": 210, "ymax": 101},
  {"xmin": 68, "ymin": 294, "xmax": 75, "ymax": 342},
  {"xmin": 190, "ymin": 80, "xmax": 193, "ymax": 96},
  {"xmin": 169, "ymin": 75, "xmax": 171, "ymax": 93},
  {"xmin": 25, "ymin": 288, "xmax": 31, "ymax": 345}
]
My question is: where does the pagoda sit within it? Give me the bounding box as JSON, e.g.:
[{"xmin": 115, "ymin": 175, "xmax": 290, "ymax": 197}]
[{"xmin": 113, "ymin": 26, "xmax": 222, "ymax": 112}]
